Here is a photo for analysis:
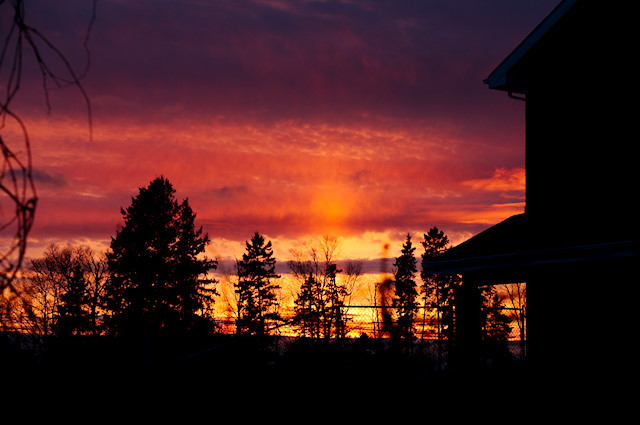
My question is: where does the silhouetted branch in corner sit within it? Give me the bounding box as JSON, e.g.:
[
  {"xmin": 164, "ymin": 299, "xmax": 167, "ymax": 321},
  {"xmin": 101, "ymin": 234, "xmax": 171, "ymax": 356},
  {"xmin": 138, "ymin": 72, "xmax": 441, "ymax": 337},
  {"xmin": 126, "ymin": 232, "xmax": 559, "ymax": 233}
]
[{"xmin": 0, "ymin": 0, "xmax": 96, "ymax": 291}]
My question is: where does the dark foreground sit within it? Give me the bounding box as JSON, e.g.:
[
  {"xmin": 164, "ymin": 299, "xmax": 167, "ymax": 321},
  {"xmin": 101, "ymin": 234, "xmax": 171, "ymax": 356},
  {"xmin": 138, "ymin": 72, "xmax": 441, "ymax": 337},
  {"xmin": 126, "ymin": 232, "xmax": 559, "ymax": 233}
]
[{"xmin": 2, "ymin": 332, "xmax": 533, "ymax": 400}]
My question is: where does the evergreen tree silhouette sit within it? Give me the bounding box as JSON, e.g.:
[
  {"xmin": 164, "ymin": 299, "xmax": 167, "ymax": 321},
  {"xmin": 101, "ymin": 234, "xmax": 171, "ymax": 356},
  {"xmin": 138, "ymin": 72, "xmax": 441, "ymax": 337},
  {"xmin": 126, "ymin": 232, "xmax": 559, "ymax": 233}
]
[
  {"xmin": 323, "ymin": 262, "xmax": 347, "ymax": 340},
  {"xmin": 393, "ymin": 234, "xmax": 418, "ymax": 341},
  {"xmin": 481, "ymin": 286, "xmax": 513, "ymax": 364},
  {"xmin": 420, "ymin": 227, "xmax": 460, "ymax": 363},
  {"xmin": 293, "ymin": 273, "xmax": 322, "ymax": 339},
  {"xmin": 55, "ymin": 260, "xmax": 89, "ymax": 338},
  {"xmin": 235, "ymin": 232, "xmax": 281, "ymax": 336},
  {"xmin": 105, "ymin": 176, "xmax": 217, "ymax": 339}
]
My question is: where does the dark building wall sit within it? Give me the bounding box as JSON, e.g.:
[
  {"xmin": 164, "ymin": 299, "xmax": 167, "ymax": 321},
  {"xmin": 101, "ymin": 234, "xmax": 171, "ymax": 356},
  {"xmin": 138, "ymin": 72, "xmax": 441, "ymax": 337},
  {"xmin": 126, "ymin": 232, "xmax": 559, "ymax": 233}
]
[
  {"xmin": 520, "ymin": 1, "xmax": 635, "ymax": 246},
  {"xmin": 526, "ymin": 253, "xmax": 634, "ymax": 380},
  {"xmin": 521, "ymin": 2, "xmax": 636, "ymax": 378},
  {"xmin": 441, "ymin": 2, "xmax": 637, "ymax": 377}
]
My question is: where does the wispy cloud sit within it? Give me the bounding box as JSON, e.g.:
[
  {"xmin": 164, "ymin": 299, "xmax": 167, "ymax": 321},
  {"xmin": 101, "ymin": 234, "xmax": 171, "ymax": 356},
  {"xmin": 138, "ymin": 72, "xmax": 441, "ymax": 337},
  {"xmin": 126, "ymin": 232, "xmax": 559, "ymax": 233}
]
[{"xmin": 462, "ymin": 167, "xmax": 525, "ymax": 193}]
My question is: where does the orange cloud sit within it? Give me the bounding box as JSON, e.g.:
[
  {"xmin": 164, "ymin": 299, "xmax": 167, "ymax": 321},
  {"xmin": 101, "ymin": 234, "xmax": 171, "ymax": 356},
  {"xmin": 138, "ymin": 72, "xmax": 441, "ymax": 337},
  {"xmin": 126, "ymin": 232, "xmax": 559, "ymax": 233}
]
[
  {"xmin": 8, "ymin": 113, "xmax": 527, "ymax": 266},
  {"xmin": 462, "ymin": 167, "xmax": 525, "ymax": 193}
]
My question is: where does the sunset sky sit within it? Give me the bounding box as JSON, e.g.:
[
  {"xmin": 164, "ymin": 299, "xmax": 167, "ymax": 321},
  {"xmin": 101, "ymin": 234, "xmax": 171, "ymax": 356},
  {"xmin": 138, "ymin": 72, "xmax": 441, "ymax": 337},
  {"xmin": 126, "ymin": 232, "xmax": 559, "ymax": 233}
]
[{"xmin": 2, "ymin": 0, "xmax": 560, "ymax": 270}]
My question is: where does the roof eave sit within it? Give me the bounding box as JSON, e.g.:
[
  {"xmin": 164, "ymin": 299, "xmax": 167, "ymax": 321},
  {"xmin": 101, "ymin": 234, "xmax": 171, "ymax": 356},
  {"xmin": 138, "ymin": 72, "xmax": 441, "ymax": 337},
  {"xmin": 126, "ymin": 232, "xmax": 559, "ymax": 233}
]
[
  {"xmin": 422, "ymin": 240, "xmax": 638, "ymax": 276},
  {"xmin": 484, "ymin": 0, "xmax": 578, "ymax": 92}
]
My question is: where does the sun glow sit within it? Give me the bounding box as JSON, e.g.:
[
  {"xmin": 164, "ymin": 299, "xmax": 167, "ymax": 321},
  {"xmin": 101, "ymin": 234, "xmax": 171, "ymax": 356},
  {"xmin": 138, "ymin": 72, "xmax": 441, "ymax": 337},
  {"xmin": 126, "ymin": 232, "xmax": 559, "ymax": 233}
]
[
  {"xmin": 314, "ymin": 194, "xmax": 346, "ymax": 222},
  {"xmin": 309, "ymin": 181, "xmax": 356, "ymax": 233}
]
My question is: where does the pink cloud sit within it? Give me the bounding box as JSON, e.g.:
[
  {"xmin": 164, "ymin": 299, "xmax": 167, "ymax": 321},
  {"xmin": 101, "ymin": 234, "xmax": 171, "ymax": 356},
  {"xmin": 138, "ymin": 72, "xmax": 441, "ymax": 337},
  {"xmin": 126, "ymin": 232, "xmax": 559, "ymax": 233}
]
[{"xmin": 462, "ymin": 167, "xmax": 526, "ymax": 194}]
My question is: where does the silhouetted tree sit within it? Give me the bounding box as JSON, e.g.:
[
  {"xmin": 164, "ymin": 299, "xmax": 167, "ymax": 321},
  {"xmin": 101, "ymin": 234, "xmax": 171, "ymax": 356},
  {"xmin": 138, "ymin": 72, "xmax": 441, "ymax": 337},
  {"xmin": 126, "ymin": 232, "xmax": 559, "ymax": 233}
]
[
  {"xmin": 55, "ymin": 259, "xmax": 89, "ymax": 337},
  {"xmin": 420, "ymin": 227, "xmax": 451, "ymax": 306},
  {"xmin": 19, "ymin": 246, "xmax": 65, "ymax": 338},
  {"xmin": 235, "ymin": 232, "xmax": 281, "ymax": 336},
  {"xmin": 105, "ymin": 177, "xmax": 217, "ymax": 339},
  {"xmin": 85, "ymin": 252, "xmax": 109, "ymax": 336},
  {"xmin": 501, "ymin": 282, "xmax": 526, "ymax": 358},
  {"xmin": 482, "ymin": 286, "xmax": 513, "ymax": 363},
  {"xmin": 14, "ymin": 244, "xmax": 106, "ymax": 339},
  {"xmin": 292, "ymin": 273, "xmax": 322, "ymax": 339},
  {"xmin": 323, "ymin": 262, "xmax": 347, "ymax": 339},
  {"xmin": 393, "ymin": 234, "xmax": 418, "ymax": 341},
  {"xmin": 420, "ymin": 227, "xmax": 460, "ymax": 364},
  {"xmin": 290, "ymin": 235, "xmax": 349, "ymax": 340}
]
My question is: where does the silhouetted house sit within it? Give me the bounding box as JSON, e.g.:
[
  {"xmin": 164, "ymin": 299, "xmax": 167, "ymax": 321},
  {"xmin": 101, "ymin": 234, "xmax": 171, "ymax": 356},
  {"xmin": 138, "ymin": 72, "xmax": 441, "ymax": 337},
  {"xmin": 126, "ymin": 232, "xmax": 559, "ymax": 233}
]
[{"xmin": 422, "ymin": 0, "xmax": 637, "ymax": 377}]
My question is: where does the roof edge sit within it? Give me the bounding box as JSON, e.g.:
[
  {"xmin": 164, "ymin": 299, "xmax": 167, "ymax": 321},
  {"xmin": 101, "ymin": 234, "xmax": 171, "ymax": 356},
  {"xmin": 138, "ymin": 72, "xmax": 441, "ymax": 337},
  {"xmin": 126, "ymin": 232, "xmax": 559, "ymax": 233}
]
[
  {"xmin": 484, "ymin": 0, "xmax": 578, "ymax": 92},
  {"xmin": 421, "ymin": 240, "xmax": 638, "ymax": 276}
]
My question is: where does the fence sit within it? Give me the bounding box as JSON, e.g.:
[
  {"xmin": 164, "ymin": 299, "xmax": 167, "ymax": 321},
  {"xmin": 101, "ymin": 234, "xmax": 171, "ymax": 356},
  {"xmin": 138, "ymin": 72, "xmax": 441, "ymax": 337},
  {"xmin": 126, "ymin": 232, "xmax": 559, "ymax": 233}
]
[{"xmin": 214, "ymin": 303, "xmax": 527, "ymax": 363}]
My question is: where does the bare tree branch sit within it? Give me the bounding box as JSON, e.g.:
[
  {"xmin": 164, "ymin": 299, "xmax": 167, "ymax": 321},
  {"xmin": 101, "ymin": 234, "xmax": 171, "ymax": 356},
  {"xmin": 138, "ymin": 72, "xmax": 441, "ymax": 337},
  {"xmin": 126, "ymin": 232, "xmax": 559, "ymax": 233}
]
[{"xmin": 0, "ymin": 0, "xmax": 95, "ymax": 291}]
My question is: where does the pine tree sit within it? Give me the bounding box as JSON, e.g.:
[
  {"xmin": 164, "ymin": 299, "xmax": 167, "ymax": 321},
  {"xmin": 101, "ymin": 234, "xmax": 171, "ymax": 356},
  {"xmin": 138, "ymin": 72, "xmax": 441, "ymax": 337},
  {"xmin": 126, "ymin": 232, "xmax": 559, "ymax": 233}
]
[
  {"xmin": 482, "ymin": 286, "xmax": 513, "ymax": 363},
  {"xmin": 105, "ymin": 176, "xmax": 217, "ymax": 338},
  {"xmin": 293, "ymin": 273, "xmax": 322, "ymax": 339},
  {"xmin": 393, "ymin": 234, "xmax": 418, "ymax": 341},
  {"xmin": 323, "ymin": 262, "xmax": 346, "ymax": 340},
  {"xmin": 420, "ymin": 227, "xmax": 452, "ymax": 307},
  {"xmin": 55, "ymin": 260, "xmax": 89, "ymax": 337},
  {"xmin": 235, "ymin": 232, "xmax": 281, "ymax": 336},
  {"xmin": 420, "ymin": 227, "xmax": 460, "ymax": 362}
]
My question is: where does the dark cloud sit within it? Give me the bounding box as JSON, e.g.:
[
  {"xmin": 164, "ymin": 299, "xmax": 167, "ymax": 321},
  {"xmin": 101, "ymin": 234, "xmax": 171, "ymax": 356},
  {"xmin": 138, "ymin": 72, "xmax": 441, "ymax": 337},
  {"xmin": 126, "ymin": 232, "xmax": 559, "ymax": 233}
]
[
  {"xmin": 203, "ymin": 185, "xmax": 251, "ymax": 200},
  {"xmin": 21, "ymin": 0, "xmax": 556, "ymax": 125},
  {"xmin": 30, "ymin": 169, "xmax": 68, "ymax": 187}
]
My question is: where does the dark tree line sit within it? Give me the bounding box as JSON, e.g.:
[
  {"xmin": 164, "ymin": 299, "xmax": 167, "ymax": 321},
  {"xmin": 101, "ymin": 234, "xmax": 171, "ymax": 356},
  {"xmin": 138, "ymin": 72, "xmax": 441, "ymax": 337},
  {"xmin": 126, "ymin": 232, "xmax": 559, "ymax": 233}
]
[
  {"xmin": 387, "ymin": 228, "xmax": 513, "ymax": 365},
  {"xmin": 2, "ymin": 176, "xmax": 515, "ymax": 373}
]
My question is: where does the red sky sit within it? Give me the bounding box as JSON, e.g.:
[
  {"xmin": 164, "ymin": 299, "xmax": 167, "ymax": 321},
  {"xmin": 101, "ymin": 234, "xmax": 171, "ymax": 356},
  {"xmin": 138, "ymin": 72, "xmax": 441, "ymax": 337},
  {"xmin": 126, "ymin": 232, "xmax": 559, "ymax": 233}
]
[{"xmin": 2, "ymin": 0, "xmax": 559, "ymax": 268}]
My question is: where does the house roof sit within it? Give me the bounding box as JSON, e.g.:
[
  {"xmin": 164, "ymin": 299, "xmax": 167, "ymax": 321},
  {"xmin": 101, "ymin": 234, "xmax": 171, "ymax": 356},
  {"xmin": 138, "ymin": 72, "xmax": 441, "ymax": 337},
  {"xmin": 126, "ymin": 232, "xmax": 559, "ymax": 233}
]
[
  {"xmin": 421, "ymin": 213, "xmax": 637, "ymax": 279},
  {"xmin": 483, "ymin": 0, "xmax": 578, "ymax": 94}
]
